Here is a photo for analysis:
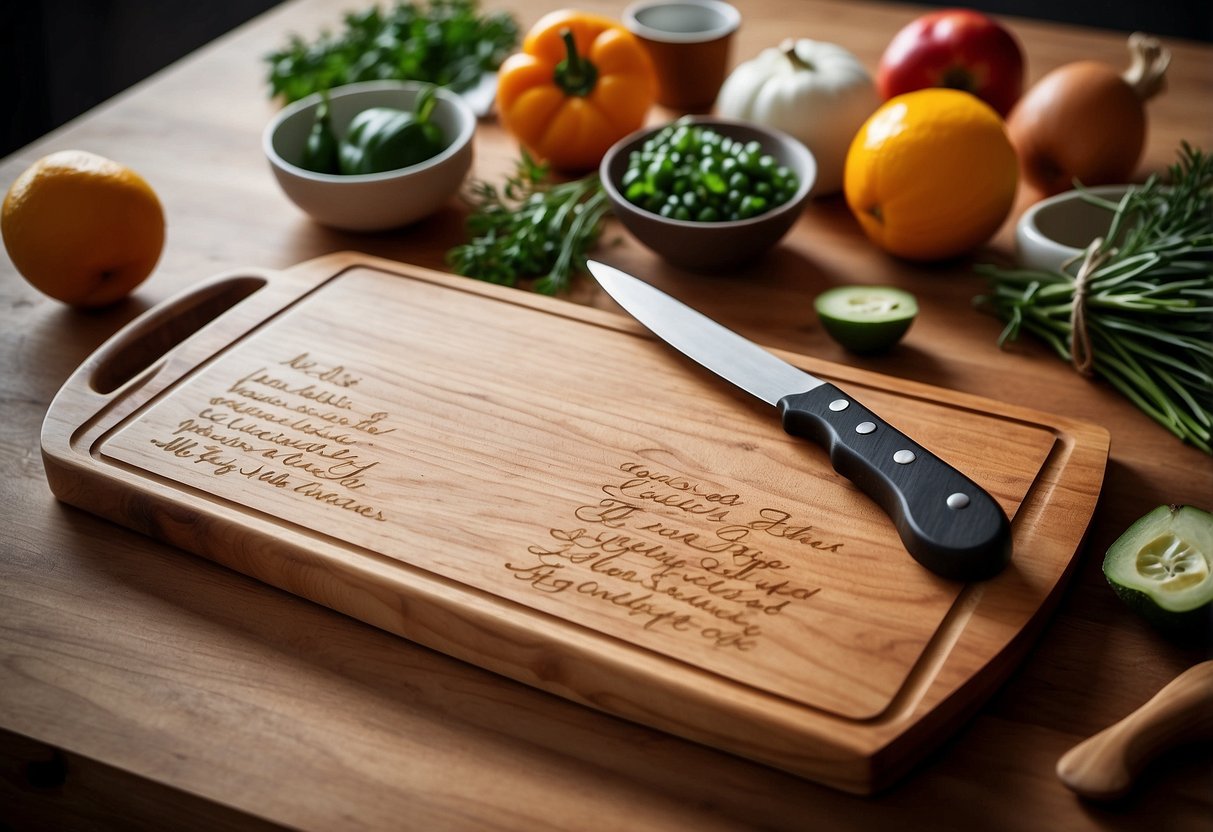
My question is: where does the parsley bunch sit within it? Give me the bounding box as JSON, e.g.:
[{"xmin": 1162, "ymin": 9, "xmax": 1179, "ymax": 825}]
[{"xmin": 265, "ymin": 0, "xmax": 520, "ymax": 103}]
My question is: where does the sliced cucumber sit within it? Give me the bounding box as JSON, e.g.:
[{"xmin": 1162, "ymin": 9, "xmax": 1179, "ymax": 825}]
[
  {"xmin": 1103, "ymin": 504, "xmax": 1213, "ymax": 639},
  {"xmin": 814, "ymin": 286, "xmax": 917, "ymax": 354}
]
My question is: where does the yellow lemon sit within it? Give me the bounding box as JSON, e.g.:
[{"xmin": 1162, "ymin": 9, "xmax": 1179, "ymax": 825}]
[
  {"xmin": 844, "ymin": 89, "xmax": 1017, "ymax": 261},
  {"xmin": 2, "ymin": 150, "xmax": 165, "ymax": 307}
]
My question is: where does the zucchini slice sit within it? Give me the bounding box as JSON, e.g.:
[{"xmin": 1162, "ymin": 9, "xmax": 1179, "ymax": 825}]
[
  {"xmin": 1103, "ymin": 504, "xmax": 1213, "ymax": 639},
  {"xmin": 814, "ymin": 286, "xmax": 917, "ymax": 354}
]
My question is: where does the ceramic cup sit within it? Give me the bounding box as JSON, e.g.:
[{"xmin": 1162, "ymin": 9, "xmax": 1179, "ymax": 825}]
[{"xmin": 624, "ymin": 0, "xmax": 741, "ymax": 112}]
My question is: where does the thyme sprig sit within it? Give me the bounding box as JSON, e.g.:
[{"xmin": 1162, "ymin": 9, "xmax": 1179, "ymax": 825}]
[
  {"xmin": 977, "ymin": 143, "xmax": 1213, "ymax": 453},
  {"xmin": 446, "ymin": 152, "xmax": 610, "ymax": 295}
]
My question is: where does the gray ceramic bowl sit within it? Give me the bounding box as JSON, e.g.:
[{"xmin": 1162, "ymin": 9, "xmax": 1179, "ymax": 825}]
[
  {"xmin": 1016, "ymin": 185, "xmax": 1130, "ymax": 274},
  {"xmin": 263, "ymin": 80, "xmax": 475, "ymax": 231},
  {"xmin": 600, "ymin": 118, "xmax": 815, "ymax": 270}
]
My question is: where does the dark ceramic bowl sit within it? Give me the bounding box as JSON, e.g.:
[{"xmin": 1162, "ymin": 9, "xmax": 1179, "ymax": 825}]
[{"xmin": 600, "ymin": 117, "xmax": 815, "ymax": 271}]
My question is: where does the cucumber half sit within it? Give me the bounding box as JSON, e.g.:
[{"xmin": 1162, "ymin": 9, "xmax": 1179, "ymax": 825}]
[
  {"xmin": 1103, "ymin": 504, "xmax": 1213, "ymax": 639},
  {"xmin": 814, "ymin": 286, "xmax": 917, "ymax": 354}
]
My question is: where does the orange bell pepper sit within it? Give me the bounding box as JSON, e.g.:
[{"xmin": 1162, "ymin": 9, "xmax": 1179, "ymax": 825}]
[{"xmin": 497, "ymin": 10, "xmax": 657, "ymax": 172}]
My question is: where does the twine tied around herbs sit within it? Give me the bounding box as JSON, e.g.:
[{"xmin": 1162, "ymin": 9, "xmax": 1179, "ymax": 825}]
[{"xmin": 1064, "ymin": 237, "xmax": 1111, "ymax": 377}]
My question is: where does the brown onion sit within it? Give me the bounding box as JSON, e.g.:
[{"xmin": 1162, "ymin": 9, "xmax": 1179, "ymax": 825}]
[{"xmin": 1007, "ymin": 33, "xmax": 1170, "ymax": 197}]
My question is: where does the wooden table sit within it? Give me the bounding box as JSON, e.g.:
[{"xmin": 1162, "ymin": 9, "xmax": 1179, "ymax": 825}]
[{"xmin": 2, "ymin": 1, "xmax": 1210, "ymax": 828}]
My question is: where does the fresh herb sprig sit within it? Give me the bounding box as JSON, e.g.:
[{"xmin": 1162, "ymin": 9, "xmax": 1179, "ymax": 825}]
[
  {"xmin": 447, "ymin": 153, "xmax": 611, "ymax": 295},
  {"xmin": 977, "ymin": 143, "xmax": 1213, "ymax": 453},
  {"xmin": 265, "ymin": 0, "xmax": 519, "ymax": 103}
]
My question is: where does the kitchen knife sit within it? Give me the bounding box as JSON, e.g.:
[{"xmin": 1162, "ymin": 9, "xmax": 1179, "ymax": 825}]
[{"xmin": 586, "ymin": 260, "xmax": 1012, "ymax": 582}]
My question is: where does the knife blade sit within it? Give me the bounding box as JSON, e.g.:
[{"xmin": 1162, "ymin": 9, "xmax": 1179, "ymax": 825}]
[{"xmin": 586, "ymin": 260, "xmax": 1012, "ymax": 582}]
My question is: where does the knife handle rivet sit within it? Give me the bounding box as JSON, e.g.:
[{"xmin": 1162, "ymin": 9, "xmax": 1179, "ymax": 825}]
[
  {"xmin": 855, "ymin": 421, "xmax": 877, "ymax": 435},
  {"xmin": 893, "ymin": 449, "xmax": 916, "ymax": 464},
  {"xmin": 947, "ymin": 492, "xmax": 971, "ymax": 510},
  {"xmin": 829, "ymin": 399, "xmax": 850, "ymax": 412}
]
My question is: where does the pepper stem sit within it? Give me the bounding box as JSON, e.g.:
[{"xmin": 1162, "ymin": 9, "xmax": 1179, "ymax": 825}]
[
  {"xmin": 555, "ymin": 28, "xmax": 598, "ymax": 97},
  {"xmin": 317, "ymin": 87, "xmax": 332, "ymax": 124},
  {"xmin": 414, "ymin": 83, "xmax": 438, "ymax": 124}
]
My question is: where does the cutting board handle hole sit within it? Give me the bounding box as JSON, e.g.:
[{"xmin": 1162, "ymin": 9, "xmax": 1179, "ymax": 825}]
[{"xmin": 91, "ymin": 276, "xmax": 266, "ymax": 395}]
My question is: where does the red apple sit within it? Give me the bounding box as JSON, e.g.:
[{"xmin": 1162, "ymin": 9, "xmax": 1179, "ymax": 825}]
[{"xmin": 877, "ymin": 9, "xmax": 1025, "ymax": 116}]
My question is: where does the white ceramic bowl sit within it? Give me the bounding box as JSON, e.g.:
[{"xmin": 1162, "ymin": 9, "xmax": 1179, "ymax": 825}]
[
  {"xmin": 1016, "ymin": 185, "xmax": 1130, "ymax": 274},
  {"xmin": 263, "ymin": 80, "xmax": 475, "ymax": 231}
]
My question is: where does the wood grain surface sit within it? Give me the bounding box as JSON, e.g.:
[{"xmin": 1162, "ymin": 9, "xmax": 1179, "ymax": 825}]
[{"xmin": 3, "ymin": 0, "xmax": 1212, "ymax": 829}]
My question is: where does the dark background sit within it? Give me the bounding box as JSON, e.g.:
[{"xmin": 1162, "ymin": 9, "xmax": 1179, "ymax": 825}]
[{"xmin": 3, "ymin": 0, "xmax": 1212, "ymax": 158}]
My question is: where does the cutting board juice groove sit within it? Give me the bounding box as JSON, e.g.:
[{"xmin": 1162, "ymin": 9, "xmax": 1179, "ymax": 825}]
[{"xmin": 42, "ymin": 253, "xmax": 1110, "ymax": 793}]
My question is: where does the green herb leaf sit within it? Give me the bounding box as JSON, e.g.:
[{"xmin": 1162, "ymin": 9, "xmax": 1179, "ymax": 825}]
[
  {"xmin": 265, "ymin": 0, "xmax": 520, "ymax": 103},
  {"xmin": 446, "ymin": 153, "xmax": 611, "ymax": 295}
]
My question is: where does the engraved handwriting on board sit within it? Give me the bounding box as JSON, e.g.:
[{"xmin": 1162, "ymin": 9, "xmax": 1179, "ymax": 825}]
[
  {"xmin": 147, "ymin": 352, "xmax": 395, "ymax": 521},
  {"xmin": 134, "ymin": 350, "xmax": 845, "ymax": 656},
  {"xmin": 508, "ymin": 457, "xmax": 843, "ymax": 652}
]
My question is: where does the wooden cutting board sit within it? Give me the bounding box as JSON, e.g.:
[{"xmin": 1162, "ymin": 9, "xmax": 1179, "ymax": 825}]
[{"xmin": 41, "ymin": 252, "xmax": 1109, "ymax": 794}]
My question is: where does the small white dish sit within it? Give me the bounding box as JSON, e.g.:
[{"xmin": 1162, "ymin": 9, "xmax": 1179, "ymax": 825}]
[
  {"xmin": 1016, "ymin": 185, "xmax": 1130, "ymax": 274},
  {"xmin": 263, "ymin": 80, "xmax": 476, "ymax": 232}
]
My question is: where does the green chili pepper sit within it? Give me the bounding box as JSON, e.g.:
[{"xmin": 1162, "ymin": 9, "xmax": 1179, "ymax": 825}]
[
  {"xmin": 338, "ymin": 84, "xmax": 448, "ymax": 175},
  {"xmin": 300, "ymin": 89, "xmax": 340, "ymax": 174}
]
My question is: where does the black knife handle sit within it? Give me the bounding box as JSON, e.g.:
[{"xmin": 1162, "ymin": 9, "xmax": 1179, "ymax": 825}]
[{"xmin": 778, "ymin": 384, "xmax": 1011, "ymax": 581}]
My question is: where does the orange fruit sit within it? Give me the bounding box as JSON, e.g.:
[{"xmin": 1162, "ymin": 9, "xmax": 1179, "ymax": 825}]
[
  {"xmin": 2, "ymin": 150, "xmax": 165, "ymax": 307},
  {"xmin": 843, "ymin": 88, "xmax": 1018, "ymax": 261}
]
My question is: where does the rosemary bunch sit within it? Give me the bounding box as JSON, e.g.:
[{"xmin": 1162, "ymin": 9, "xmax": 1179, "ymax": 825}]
[
  {"xmin": 977, "ymin": 143, "xmax": 1213, "ymax": 453},
  {"xmin": 447, "ymin": 153, "xmax": 610, "ymax": 295}
]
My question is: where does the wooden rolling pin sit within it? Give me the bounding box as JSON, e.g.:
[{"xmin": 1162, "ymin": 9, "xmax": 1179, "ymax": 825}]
[{"xmin": 1057, "ymin": 660, "xmax": 1213, "ymax": 800}]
